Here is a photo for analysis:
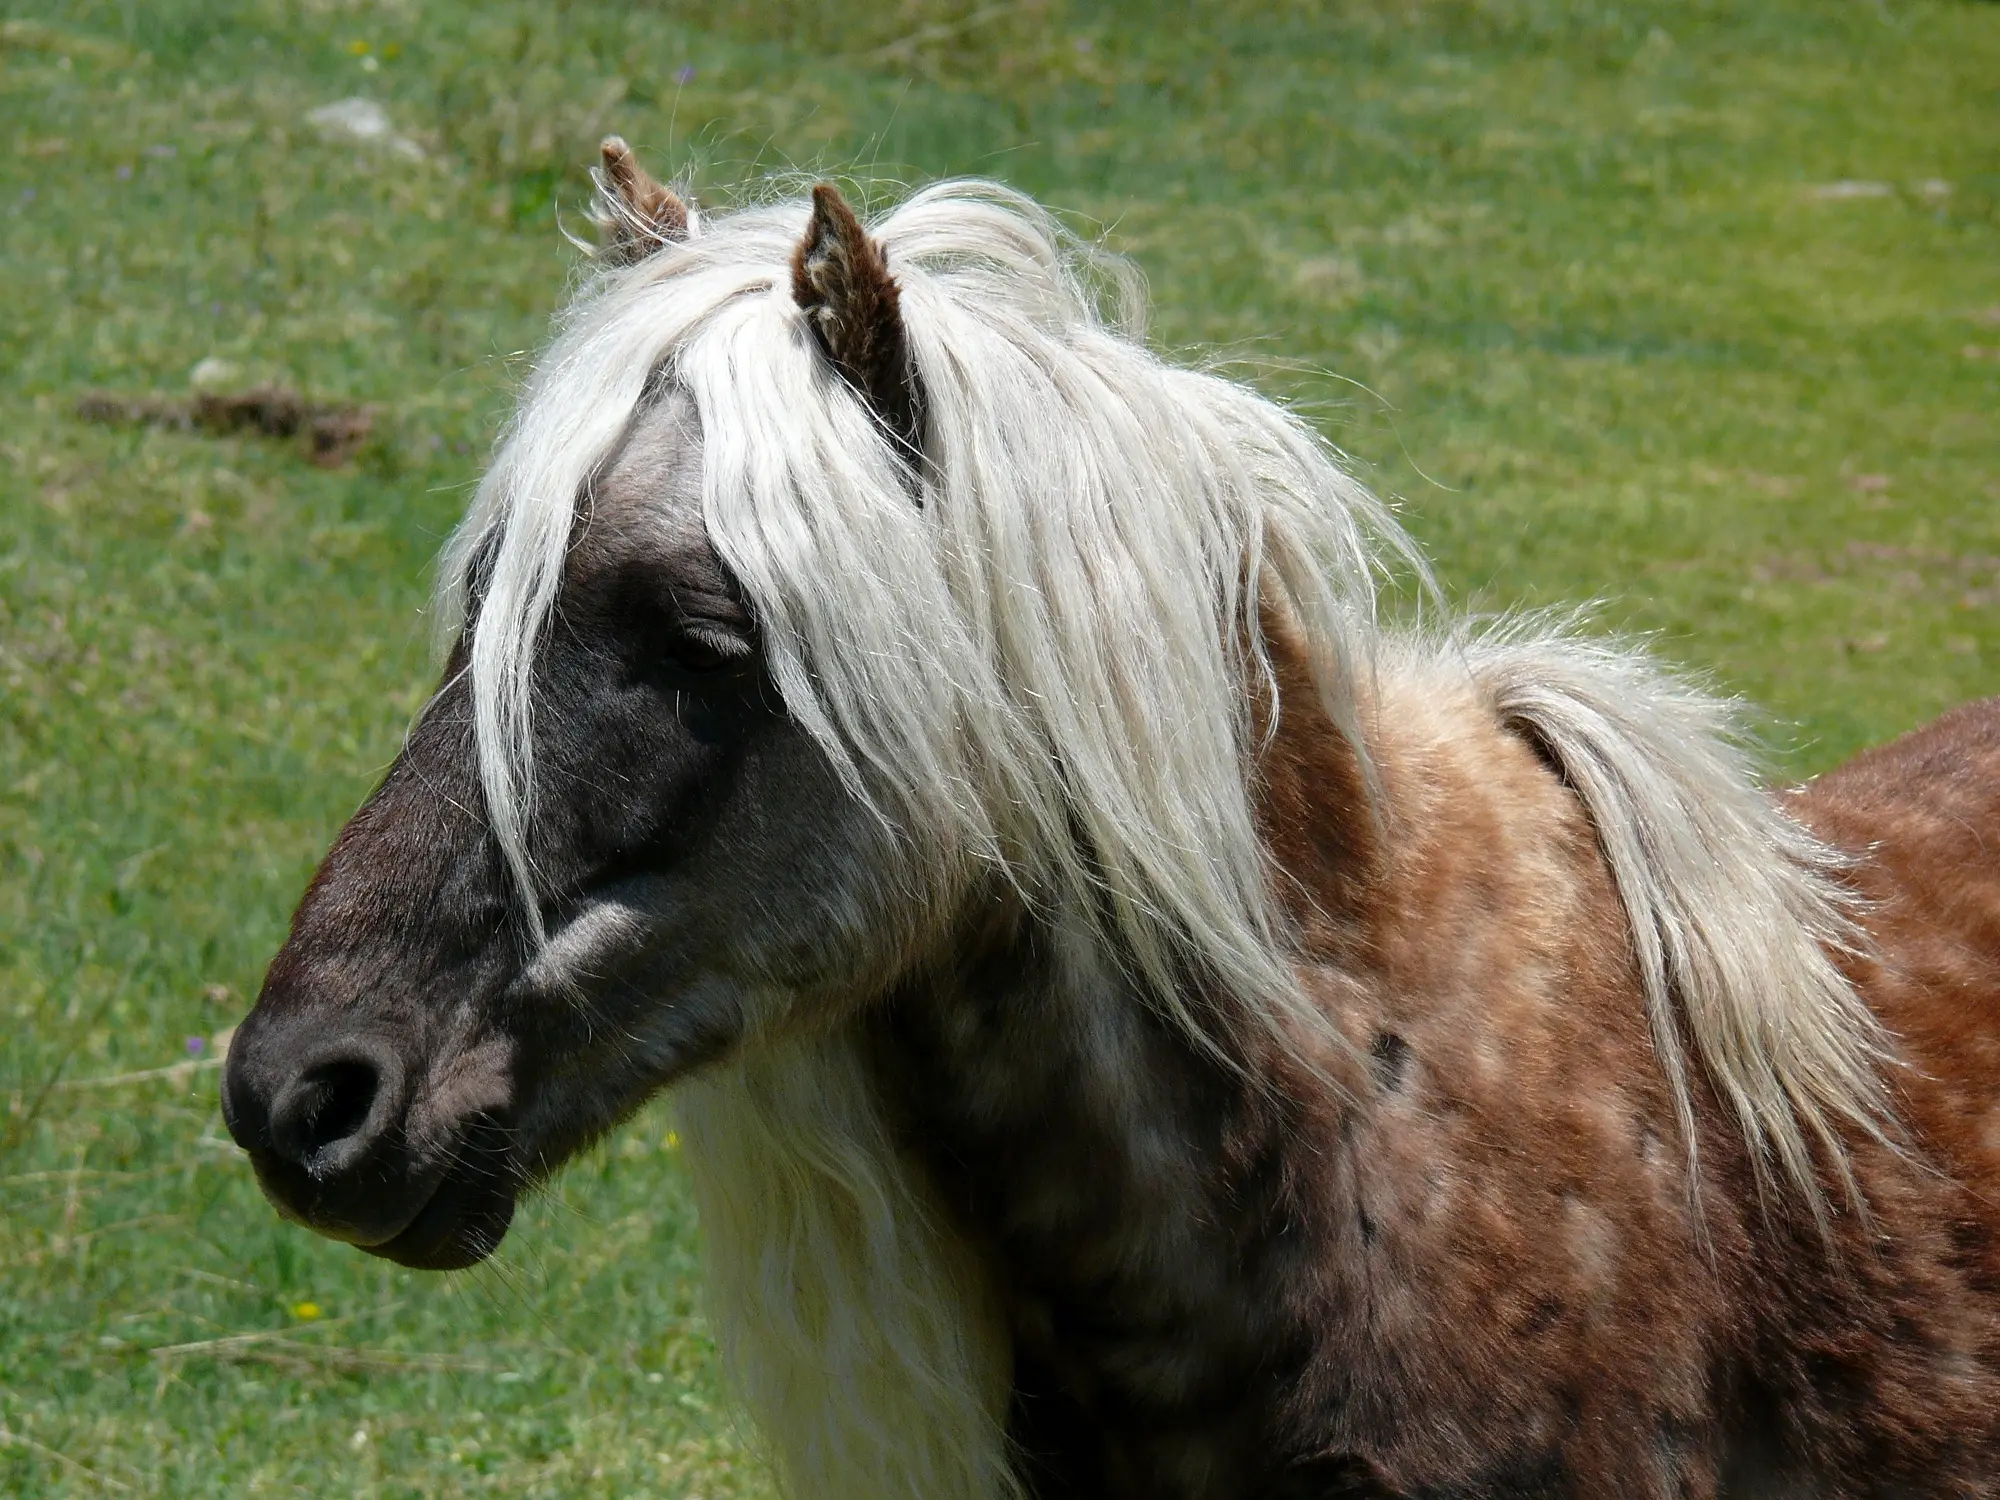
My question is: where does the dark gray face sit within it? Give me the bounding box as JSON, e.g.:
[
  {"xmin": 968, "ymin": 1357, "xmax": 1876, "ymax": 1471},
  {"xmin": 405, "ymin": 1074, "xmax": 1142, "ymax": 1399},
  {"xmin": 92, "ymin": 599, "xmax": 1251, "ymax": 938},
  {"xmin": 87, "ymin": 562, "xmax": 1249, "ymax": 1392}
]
[{"xmin": 222, "ymin": 390, "xmax": 913, "ymax": 1269}]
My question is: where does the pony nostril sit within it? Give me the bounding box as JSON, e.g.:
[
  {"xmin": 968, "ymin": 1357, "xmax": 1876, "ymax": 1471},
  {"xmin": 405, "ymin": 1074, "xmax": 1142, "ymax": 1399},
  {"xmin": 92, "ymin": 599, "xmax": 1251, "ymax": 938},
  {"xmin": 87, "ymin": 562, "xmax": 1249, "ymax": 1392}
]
[
  {"xmin": 307, "ymin": 1060, "xmax": 378, "ymax": 1146},
  {"xmin": 269, "ymin": 1053, "xmax": 394, "ymax": 1171}
]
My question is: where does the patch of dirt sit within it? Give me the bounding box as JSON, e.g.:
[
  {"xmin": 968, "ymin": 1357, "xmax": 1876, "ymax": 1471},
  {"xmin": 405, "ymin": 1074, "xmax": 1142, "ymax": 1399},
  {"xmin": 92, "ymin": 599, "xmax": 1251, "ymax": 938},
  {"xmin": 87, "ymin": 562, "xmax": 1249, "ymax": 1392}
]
[
  {"xmin": 1689, "ymin": 463, "xmax": 1800, "ymax": 497},
  {"xmin": 75, "ymin": 387, "xmax": 374, "ymax": 468},
  {"xmin": 1748, "ymin": 539, "xmax": 2000, "ymax": 608}
]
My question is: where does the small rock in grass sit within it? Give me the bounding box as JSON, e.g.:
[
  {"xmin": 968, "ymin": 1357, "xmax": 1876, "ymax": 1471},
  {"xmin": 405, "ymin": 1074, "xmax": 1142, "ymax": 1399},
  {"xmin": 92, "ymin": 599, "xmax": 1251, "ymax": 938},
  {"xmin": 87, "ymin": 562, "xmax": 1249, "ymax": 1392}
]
[
  {"xmin": 307, "ymin": 97, "xmax": 424, "ymax": 161},
  {"xmin": 189, "ymin": 356, "xmax": 240, "ymax": 390},
  {"xmin": 1807, "ymin": 179, "xmax": 1951, "ymax": 202}
]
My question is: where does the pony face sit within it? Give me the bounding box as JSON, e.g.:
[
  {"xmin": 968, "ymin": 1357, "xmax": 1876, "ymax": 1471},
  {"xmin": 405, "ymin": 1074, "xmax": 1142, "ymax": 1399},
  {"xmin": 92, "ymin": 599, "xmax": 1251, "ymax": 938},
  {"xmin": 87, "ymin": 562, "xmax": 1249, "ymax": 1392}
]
[{"xmin": 220, "ymin": 387, "xmax": 925, "ymax": 1270}]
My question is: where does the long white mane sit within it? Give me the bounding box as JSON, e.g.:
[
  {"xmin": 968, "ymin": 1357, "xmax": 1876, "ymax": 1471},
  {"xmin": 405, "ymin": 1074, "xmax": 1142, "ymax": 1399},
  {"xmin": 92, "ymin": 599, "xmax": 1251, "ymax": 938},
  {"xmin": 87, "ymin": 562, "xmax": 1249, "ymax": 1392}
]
[
  {"xmin": 444, "ymin": 179, "xmax": 1891, "ymax": 1499},
  {"xmin": 447, "ymin": 180, "xmax": 1404, "ymax": 1030}
]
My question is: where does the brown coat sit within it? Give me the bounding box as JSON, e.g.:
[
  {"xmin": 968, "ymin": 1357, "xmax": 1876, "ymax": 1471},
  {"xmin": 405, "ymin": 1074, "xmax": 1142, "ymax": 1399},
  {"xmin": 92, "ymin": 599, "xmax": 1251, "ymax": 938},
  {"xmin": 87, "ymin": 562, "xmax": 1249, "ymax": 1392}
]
[{"xmin": 878, "ymin": 618, "xmax": 2000, "ymax": 1497}]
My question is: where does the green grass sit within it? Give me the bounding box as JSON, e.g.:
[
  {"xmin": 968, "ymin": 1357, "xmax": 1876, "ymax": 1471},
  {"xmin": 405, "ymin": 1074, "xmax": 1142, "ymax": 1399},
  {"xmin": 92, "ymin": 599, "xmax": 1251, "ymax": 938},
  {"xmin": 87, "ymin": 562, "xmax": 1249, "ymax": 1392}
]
[{"xmin": 2, "ymin": 0, "xmax": 1995, "ymax": 1492}]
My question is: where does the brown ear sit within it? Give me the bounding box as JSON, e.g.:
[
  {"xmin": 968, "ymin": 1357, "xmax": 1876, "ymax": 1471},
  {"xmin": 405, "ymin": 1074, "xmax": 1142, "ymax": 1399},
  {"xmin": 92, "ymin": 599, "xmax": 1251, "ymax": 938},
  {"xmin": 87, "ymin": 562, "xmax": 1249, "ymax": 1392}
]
[
  {"xmin": 594, "ymin": 136, "xmax": 690, "ymax": 263},
  {"xmin": 791, "ymin": 184, "xmax": 924, "ymax": 466}
]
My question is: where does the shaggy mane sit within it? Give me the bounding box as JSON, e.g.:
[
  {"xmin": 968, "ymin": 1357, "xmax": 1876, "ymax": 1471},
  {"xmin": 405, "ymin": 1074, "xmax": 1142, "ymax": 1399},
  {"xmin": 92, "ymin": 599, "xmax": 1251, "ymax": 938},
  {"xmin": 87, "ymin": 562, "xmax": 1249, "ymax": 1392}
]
[{"xmin": 443, "ymin": 178, "xmax": 1892, "ymax": 1499}]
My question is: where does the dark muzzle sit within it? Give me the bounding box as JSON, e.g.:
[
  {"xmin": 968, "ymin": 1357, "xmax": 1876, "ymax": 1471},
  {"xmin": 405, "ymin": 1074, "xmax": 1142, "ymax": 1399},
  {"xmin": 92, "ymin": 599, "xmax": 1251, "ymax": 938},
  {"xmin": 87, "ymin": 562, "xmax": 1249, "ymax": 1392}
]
[{"xmin": 222, "ymin": 1004, "xmax": 516, "ymax": 1270}]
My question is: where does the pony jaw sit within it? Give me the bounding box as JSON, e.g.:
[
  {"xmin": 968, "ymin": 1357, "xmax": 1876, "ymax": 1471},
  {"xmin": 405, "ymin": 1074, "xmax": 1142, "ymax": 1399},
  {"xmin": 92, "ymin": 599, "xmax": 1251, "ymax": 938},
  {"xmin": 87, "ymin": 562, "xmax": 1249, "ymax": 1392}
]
[{"xmin": 354, "ymin": 1137, "xmax": 518, "ymax": 1272}]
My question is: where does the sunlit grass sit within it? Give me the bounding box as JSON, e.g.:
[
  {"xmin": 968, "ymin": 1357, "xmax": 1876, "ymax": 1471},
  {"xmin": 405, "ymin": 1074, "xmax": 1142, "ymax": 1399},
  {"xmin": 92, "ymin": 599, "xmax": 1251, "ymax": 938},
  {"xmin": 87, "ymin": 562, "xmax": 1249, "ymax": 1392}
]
[{"xmin": 2, "ymin": 0, "xmax": 1995, "ymax": 1492}]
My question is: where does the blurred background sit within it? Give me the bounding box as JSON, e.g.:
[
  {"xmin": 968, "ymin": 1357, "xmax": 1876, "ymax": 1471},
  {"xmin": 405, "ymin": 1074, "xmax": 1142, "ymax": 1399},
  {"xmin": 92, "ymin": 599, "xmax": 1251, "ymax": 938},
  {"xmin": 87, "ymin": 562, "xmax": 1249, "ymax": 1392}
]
[{"xmin": 1, "ymin": 1, "xmax": 1994, "ymax": 1493}]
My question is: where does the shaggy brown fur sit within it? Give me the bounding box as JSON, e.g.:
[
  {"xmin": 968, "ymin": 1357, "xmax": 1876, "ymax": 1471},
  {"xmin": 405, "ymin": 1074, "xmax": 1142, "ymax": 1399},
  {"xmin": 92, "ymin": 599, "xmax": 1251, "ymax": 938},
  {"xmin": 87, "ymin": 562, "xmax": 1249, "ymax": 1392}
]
[
  {"xmin": 1256, "ymin": 639, "xmax": 2000, "ymax": 1496},
  {"xmin": 872, "ymin": 614, "xmax": 2000, "ymax": 1496}
]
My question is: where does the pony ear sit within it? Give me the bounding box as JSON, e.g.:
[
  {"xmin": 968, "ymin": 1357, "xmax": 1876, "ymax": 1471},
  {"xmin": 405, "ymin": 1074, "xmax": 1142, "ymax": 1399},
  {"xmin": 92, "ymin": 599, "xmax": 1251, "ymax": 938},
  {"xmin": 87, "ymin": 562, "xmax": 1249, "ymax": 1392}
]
[
  {"xmin": 791, "ymin": 184, "xmax": 924, "ymax": 465},
  {"xmin": 594, "ymin": 136, "xmax": 691, "ymax": 263}
]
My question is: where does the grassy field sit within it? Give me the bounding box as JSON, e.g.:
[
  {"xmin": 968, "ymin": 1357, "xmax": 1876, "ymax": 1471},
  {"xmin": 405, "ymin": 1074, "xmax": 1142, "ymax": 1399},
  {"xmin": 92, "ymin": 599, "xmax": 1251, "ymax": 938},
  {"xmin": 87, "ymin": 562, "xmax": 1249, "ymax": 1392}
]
[{"xmin": 2, "ymin": 0, "xmax": 1995, "ymax": 1493}]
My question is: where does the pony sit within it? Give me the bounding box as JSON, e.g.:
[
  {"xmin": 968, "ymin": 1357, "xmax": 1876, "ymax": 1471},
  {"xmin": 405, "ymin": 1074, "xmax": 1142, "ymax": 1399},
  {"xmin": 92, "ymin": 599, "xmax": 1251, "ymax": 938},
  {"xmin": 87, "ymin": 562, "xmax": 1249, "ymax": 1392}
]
[{"xmin": 222, "ymin": 139, "xmax": 2000, "ymax": 1498}]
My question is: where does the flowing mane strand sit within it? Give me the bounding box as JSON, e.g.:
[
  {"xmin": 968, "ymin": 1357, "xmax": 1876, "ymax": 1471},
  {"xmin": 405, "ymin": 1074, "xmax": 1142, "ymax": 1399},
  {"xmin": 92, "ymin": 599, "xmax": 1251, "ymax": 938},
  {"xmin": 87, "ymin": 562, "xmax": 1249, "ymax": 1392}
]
[{"xmin": 444, "ymin": 178, "xmax": 1894, "ymax": 1498}]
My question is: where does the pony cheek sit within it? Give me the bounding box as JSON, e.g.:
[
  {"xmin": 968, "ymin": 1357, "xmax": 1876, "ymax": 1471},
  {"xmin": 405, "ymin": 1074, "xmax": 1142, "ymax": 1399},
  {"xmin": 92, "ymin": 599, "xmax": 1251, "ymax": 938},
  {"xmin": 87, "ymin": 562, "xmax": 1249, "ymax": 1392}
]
[
  {"xmin": 678, "ymin": 694, "xmax": 733, "ymax": 746},
  {"xmin": 517, "ymin": 972, "xmax": 751, "ymax": 1155}
]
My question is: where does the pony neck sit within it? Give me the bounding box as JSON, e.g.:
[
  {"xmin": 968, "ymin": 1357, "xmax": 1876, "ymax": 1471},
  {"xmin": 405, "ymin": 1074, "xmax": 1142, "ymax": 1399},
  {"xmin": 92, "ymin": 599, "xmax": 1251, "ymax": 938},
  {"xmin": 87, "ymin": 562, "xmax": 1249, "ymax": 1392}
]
[
  {"xmin": 858, "ymin": 619, "xmax": 1386, "ymax": 1487},
  {"xmin": 1248, "ymin": 591, "xmax": 1385, "ymax": 950}
]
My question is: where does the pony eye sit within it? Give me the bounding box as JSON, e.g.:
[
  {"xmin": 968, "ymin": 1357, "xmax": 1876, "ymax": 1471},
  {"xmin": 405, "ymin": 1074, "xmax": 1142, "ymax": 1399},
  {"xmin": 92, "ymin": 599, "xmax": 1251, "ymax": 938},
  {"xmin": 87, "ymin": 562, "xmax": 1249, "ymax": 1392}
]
[{"xmin": 665, "ymin": 622, "xmax": 751, "ymax": 675}]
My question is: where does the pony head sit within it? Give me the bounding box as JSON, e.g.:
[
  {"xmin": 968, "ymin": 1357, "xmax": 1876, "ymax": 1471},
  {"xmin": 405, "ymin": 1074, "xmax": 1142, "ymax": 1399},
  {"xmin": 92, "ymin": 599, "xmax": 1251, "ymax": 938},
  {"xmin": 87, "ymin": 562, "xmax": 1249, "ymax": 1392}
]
[{"xmin": 220, "ymin": 149, "xmax": 1397, "ymax": 1271}]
